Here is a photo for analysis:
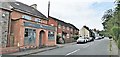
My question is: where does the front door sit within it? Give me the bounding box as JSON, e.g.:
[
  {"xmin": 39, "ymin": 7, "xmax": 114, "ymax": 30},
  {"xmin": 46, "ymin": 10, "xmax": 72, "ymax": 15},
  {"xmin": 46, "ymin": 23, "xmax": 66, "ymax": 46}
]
[{"xmin": 39, "ymin": 30, "xmax": 44, "ymax": 48}]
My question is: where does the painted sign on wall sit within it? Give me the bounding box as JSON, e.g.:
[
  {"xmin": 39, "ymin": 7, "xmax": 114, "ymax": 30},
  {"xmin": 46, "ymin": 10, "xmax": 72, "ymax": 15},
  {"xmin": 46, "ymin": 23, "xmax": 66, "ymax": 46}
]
[{"xmin": 24, "ymin": 22, "xmax": 55, "ymax": 31}]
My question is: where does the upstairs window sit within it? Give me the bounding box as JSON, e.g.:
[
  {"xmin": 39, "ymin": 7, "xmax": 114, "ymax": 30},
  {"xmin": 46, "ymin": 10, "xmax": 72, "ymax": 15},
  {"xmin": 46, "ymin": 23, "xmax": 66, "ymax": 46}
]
[
  {"xmin": 67, "ymin": 27, "xmax": 69, "ymax": 30},
  {"xmin": 50, "ymin": 24, "xmax": 54, "ymax": 26},
  {"xmin": 58, "ymin": 24, "xmax": 61, "ymax": 28},
  {"xmin": 63, "ymin": 26, "xmax": 65, "ymax": 29},
  {"xmin": 22, "ymin": 15, "xmax": 31, "ymax": 20},
  {"xmin": 71, "ymin": 28, "xmax": 73, "ymax": 31},
  {"xmin": 35, "ymin": 18, "xmax": 41, "ymax": 22}
]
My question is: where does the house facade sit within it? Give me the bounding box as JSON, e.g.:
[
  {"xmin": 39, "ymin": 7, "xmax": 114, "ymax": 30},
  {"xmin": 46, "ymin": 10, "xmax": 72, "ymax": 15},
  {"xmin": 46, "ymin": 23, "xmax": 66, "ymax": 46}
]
[
  {"xmin": 80, "ymin": 26, "xmax": 90, "ymax": 37},
  {"xmin": 49, "ymin": 16, "xmax": 79, "ymax": 43},
  {"xmin": 0, "ymin": 2, "xmax": 57, "ymax": 54},
  {"xmin": 0, "ymin": 1, "xmax": 79, "ymax": 54},
  {"xmin": 9, "ymin": 2, "xmax": 57, "ymax": 48}
]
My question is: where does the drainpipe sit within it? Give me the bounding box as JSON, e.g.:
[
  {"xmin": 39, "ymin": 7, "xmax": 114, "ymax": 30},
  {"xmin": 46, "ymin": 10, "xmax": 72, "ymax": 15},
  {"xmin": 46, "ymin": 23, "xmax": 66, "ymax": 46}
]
[{"xmin": 7, "ymin": 11, "xmax": 11, "ymax": 47}]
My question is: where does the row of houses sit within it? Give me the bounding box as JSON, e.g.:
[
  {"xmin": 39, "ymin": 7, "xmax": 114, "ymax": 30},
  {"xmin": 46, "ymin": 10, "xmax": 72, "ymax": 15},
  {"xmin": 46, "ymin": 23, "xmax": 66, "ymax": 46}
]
[
  {"xmin": 79, "ymin": 26, "xmax": 99, "ymax": 38},
  {"xmin": 0, "ymin": 1, "xmax": 79, "ymax": 54}
]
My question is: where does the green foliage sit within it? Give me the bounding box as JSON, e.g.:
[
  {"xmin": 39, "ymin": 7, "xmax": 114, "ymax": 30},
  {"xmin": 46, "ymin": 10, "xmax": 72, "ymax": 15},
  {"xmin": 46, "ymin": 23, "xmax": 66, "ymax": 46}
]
[
  {"xmin": 111, "ymin": 27, "xmax": 120, "ymax": 40},
  {"xmin": 57, "ymin": 34, "xmax": 61, "ymax": 38},
  {"xmin": 56, "ymin": 34, "xmax": 62, "ymax": 44},
  {"xmin": 102, "ymin": 0, "xmax": 120, "ymax": 49},
  {"xmin": 72, "ymin": 35, "xmax": 79, "ymax": 40},
  {"xmin": 117, "ymin": 39, "xmax": 120, "ymax": 49}
]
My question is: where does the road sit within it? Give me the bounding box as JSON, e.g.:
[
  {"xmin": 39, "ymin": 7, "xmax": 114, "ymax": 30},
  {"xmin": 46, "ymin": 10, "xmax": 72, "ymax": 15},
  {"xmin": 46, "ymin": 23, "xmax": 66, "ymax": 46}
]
[{"xmin": 22, "ymin": 38, "xmax": 118, "ymax": 57}]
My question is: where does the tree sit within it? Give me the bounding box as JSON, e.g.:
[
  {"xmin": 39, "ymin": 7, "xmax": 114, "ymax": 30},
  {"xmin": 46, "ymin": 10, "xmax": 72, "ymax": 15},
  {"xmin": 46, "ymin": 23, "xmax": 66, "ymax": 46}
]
[{"xmin": 101, "ymin": 0, "xmax": 120, "ymax": 49}]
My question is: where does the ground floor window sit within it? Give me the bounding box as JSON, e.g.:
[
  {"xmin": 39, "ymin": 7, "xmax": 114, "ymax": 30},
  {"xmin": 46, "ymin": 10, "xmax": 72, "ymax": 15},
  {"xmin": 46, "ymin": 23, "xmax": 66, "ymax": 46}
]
[
  {"xmin": 67, "ymin": 34, "xmax": 69, "ymax": 38},
  {"xmin": 24, "ymin": 28, "xmax": 36, "ymax": 46},
  {"xmin": 48, "ymin": 31, "xmax": 55, "ymax": 40}
]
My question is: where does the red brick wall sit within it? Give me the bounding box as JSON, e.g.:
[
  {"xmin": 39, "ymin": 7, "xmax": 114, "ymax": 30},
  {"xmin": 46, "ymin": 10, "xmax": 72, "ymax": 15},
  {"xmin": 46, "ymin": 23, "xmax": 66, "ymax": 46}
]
[{"xmin": 48, "ymin": 17, "xmax": 58, "ymax": 27}]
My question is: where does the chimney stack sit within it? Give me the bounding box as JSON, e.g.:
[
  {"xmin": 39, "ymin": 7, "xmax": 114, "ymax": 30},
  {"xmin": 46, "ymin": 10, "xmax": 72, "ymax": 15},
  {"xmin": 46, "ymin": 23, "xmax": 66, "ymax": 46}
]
[{"xmin": 30, "ymin": 4, "xmax": 37, "ymax": 9}]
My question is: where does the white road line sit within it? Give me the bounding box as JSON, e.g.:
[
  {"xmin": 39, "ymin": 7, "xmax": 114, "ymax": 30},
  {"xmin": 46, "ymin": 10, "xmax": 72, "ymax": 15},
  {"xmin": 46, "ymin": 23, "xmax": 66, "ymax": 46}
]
[
  {"xmin": 84, "ymin": 45, "xmax": 89, "ymax": 48},
  {"xmin": 83, "ymin": 42, "xmax": 94, "ymax": 48},
  {"xmin": 66, "ymin": 49, "xmax": 80, "ymax": 56}
]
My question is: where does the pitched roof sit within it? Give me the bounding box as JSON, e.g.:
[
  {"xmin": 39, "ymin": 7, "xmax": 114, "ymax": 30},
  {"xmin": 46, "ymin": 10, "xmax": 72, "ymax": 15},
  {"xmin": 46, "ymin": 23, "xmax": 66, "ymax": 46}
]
[
  {"xmin": 49, "ymin": 16, "xmax": 79, "ymax": 30},
  {"xmin": 67, "ymin": 23, "xmax": 79, "ymax": 30},
  {"xmin": 9, "ymin": 2, "xmax": 48, "ymax": 20},
  {"xmin": 49, "ymin": 16, "xmax": 68, "ymax": 26},
  {"xmin": 0, "ymin": 2, "xmax": 12, "ymax": 11}
]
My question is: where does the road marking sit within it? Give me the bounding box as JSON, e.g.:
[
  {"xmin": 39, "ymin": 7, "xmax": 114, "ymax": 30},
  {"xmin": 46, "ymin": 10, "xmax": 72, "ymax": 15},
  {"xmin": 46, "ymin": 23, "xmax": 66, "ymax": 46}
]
[
  {"xmin": 66, "ymin": 49, "xmax": 80, "ymax": 56},
  {"xmin": 84, "ymin": 45, "xmax": 89, "ymax": 48},
  {"xmin": 83, "ymin": 42, "xmax": 94, "ymax": 48}
]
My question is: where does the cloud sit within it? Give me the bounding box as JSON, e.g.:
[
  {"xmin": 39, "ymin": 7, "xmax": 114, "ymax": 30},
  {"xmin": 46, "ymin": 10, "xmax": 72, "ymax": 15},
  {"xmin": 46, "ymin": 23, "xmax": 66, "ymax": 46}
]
[{"xmin": 16, "ymin": 0, "xmax": 114, "ymax": 30}]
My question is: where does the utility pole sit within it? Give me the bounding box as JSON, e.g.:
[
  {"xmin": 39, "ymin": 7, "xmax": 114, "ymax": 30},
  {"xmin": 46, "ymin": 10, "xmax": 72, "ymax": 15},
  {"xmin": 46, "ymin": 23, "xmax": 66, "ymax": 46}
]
[{"xmin": 48, "ymin": 0, "xmax": 50, "ymax": 18}]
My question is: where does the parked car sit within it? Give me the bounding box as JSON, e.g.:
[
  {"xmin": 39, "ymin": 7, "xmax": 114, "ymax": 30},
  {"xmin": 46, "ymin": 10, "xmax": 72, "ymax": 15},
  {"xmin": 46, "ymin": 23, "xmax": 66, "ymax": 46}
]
[
  {"xmin": 76, "ymin": 37, "xmax": 87, "ymax": 44},
  {"xmin": 87, "ymin": 37, "xmax": 94, "ymax": 42},
  {"xmin": 102, "ymin": 36, "xmax": 104, "ymax": 39},
  {"xmin": 95, "ymin": 36, "xmax": 102, "ymax": 40}
]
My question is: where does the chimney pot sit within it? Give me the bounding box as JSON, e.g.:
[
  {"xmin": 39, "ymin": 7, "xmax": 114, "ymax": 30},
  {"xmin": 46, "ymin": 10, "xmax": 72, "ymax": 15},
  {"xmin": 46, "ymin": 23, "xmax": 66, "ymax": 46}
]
[{"xmin": 30, "ymin": 4, "xmax": 37, "ymax": 9}]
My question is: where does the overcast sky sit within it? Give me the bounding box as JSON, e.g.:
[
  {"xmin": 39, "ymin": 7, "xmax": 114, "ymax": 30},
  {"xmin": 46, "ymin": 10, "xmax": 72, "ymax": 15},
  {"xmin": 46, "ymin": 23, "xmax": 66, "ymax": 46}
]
[{"xmin": 16, "ymin": 0, "xmax": 115, "ymax": 30}]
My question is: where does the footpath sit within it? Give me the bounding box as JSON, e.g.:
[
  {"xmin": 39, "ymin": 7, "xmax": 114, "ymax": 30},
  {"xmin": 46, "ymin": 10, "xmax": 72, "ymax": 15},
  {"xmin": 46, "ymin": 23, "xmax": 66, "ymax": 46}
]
[
  {"xmin": 110, "ymin": 39, "xmax": 119, "ymax": 57},
  {"xmin": 5, "ymin": 42, "xmax": 76, "ymax": 56}
]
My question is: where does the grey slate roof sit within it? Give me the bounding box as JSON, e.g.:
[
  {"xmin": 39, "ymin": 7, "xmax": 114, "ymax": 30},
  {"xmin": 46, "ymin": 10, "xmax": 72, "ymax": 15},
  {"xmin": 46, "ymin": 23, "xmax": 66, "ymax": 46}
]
[{"xmin": 9, "ymin": 2, "xmax": 48, "ymax": 20}]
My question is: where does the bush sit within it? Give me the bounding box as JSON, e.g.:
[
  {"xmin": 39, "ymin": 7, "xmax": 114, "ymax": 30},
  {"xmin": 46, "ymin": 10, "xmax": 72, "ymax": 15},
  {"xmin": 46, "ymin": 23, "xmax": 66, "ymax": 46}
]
[
  {"xmin": 111, "ymin": 27, "xmax": 120, "ymax": 40},
  {"xmin": 56, "ymin": 34, "xmax": 65, "ymax": 44},
  {"xmin": 72, "ymin": 35, "xmax": 79, "ymax": 40},
  {"xmin": 117, "ymin": 38, "xmax": 120, "ymax": 49}
]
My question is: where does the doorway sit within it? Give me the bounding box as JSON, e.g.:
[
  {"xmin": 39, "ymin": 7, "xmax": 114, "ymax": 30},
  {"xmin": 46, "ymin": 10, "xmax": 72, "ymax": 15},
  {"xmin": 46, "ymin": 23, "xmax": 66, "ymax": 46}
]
[{"xmin": 39, "ymin": 30, "xmax": 45, "ymax": 48}]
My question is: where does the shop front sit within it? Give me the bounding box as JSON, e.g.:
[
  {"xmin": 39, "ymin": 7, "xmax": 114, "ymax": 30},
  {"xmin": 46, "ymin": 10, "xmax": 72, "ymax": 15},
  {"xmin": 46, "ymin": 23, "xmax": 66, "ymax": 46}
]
[{"xmin": 23, "ymin": 21, "xmax": 56, "ymax": 48}]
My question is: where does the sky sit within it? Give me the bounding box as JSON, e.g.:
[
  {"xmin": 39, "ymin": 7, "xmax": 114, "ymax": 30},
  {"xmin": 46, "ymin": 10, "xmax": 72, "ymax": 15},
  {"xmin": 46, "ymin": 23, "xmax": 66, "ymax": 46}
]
[{"xmin": 15, "ymin": 0, "xmax": 115, "ymax": 30}]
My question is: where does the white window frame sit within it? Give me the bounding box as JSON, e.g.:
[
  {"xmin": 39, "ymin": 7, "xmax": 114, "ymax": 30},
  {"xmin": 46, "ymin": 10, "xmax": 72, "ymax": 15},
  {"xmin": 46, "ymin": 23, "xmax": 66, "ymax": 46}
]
[
  {"xmin": 58, "ymin": 24, "xmax": 61, "ymax": 28},
  {"xmin": 67, "ymin": 27, "xmax": 69, "ymax": 30},
  {"xmin": 35, "ymin": 18, "xmax": 41, "ymax": 22},
  {"xmin": 22, "ymin": 15, "xmax": 31, "ymax": 20}
]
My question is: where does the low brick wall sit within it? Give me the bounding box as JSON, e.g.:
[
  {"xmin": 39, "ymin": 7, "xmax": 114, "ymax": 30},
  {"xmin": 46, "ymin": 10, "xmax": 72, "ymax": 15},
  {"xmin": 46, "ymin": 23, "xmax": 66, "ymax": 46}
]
[{"xmin": 0, "ymin": 47, "xmax": 19, "ymax": 54}]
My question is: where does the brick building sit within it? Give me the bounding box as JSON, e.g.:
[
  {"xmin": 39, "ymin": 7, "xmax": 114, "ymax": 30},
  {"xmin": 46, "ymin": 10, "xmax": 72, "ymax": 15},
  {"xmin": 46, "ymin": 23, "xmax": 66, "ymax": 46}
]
[
  {"xmin": 0, "ymin": 1, "xmax": 79, "ymax": 54},
  {"xmin": 49, "ymin": 16, "xmax": 79, "ymax": 43},
  {"xmin": 0, "ymin": 2, "xmax": 57, "ymax": 54}
]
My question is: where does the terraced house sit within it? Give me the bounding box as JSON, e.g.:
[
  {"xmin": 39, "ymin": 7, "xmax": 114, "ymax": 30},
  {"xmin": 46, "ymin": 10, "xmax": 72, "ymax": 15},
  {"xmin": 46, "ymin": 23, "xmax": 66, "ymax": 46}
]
[
  {"xmin": 48, "ymin": 16, "xmax": 79, "ymax": 44},
  {"xmin": 0, "ymin": 1, "xmax": 57, "ymax": 54},
  {"xmin": 0, "ymin": 1, "xmax": 79, "ymax": 54}
]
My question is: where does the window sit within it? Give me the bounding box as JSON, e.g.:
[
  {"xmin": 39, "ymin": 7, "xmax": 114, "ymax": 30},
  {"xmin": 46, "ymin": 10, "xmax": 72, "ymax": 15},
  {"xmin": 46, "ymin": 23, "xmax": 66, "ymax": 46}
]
[
  {"xmin": 58, "ymin": 24, "xmax": 61, "ymax": 28},
  {"xmin": 63, "ymin": 26, "xmax": 65, "ymax": 29},
  {"xmin": 67, "ymin": 34, "xmax": 69, "ymax": 38},
  {"xmin": 51, "ymin": 24, "xmax": 54, "ymax": 26},
  {"xmin": 71, "ymin": 28, "xmax": 73, "ymax": 31},
  {"xmin": 22, "ymin": 15, "xmax": 31, "ymax": 20},
  {"xmin": 48, "ymin": 31, "xmax": 55, "ymax": 40},
  {"xmin": 67, "ymin": 27, "xmax": 69, "ymax": 30},
  {"xmin": 35, "ymin": 18, "xmax": 41, "ymax": 22},
  {"xmin": 24, "ymin": 28, "xmax": 36, "ymax": 46}
]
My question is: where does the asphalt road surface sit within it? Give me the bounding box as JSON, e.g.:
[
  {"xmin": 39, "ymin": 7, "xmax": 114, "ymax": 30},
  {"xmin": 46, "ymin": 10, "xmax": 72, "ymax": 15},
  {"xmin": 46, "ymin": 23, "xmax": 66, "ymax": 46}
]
[{"xmin": 22, "ymin": 38, "xmax": 118, "ymax": 57}]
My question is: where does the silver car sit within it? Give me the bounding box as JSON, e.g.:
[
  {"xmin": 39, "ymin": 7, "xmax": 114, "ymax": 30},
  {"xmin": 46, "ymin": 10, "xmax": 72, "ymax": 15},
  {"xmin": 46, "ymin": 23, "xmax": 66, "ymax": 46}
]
[{"xmin": 77, "ymin": 37, "xmax": 87, "ymax": 44}]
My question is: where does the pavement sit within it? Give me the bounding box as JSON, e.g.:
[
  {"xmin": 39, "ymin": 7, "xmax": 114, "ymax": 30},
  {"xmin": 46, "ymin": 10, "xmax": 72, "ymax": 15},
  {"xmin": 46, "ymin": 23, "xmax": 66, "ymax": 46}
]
[
  {"xmin": 26, "ymin": 38, "xmax": 118, "ymax": 56},
  {"xmin": 118, "ymin": 49, "xmax": 120, "ymax": 57},
  {"xmin": 2, "ymin": 38, "xmax": 119, "ymax": 57},
  {"xmin": 110, "ymin": 39, "xmax": 118, "ymax": 55},
  {"xmin": 5, "ymin": 42, "xmax": 76, "ymax": 56}
]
